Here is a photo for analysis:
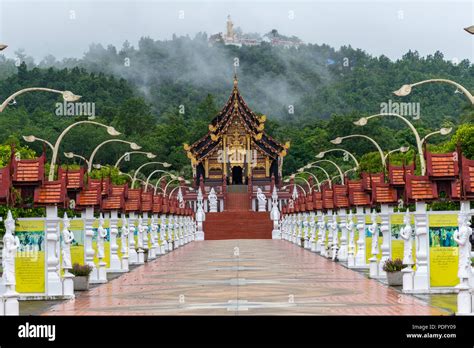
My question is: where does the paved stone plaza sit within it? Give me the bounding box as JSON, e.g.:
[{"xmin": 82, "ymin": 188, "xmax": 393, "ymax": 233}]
[{"xmin": 43, "ymin": 240, "xmax": 448, "ymax": 315}]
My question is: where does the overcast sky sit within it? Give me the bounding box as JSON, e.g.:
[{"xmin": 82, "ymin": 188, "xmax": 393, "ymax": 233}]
[{"xmin": 0, "ymin": 0, "xmax": 472, "ymax": 62}]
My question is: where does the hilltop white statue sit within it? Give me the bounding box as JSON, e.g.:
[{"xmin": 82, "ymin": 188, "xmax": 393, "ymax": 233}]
[
  {"xmin": 61, "ymin": 213, "xmax": 74, "ymax": 271},
  {"xmin": 208, "ymin": 187, "xmax": 218, "ymax": 212},
  {"xmin": 257, "ymin": 187, "xmax": 267, "ymax": 212},
  {"xmin": 399, "ymin": 210, "xmax": 414, "ymax": 266},
  {"xmin": 2, "ymin": 211, "xmax": 19, "ymax": 286}
]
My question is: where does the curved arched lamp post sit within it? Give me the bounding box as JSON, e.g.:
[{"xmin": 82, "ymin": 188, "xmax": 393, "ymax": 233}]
[
  {"xmin": 294, "ymin": 170, "xmax": 321, "ymax": 188},
  {"xmin": 393, "ymin": 79, "xmax": 474, "ymax": 105},
  {"xmin": 302, "ymin": 165, "xmax": 331, "ymax": 187},
  {"xmin": 48, "ymin": 120, "xmax": 121, "ymax": 180},
  {"xmin": 284, "ymin": 175, "xmax": 312, "ymax": 193},
  {"xmin": 331, "ymin": 134, "xmax": 386, "ymax": 170},
  {"xmin": 153, "ymin": 174, "xmax": 176, "ymax": 194},
  {"xmin": 465, "ymin": 26, "xmax": 474, "ymax": 35},
  {"xmin": 164, "ymin": 178, "xmax": 191, "ymax": 197},
  {"xmin": 421, "ymin": 128, "xmax": 452, "ymax": 146},
  {"xmin": 354, "ymin": 114, "xmax": 452, "ymax": 175},
  {"xmin": 22, "ymin": 135, "xmax": 54, "ymax": 152},
  {"xmin": 64, "ymin": 152, "xmax": 90, "ymax": 167},
  {"xmin": 383, "ymin": 146, "xmax": 410, "ymax": 162},
  {"xmin": 131, "ymin": 161, "xmax": 172, "ymax": 188},
  {"xmin": 87, "ymin": 139, "xmax": 141, "ymax": 173},
  {"xmin": 168, "ymin": 186, "xmax": 195, "ymax": 200},
  {"xmin": 0, "ymin": 44, "xmax": 7, "ymax": 51},
  {"xmin": 281, "ymin": 183, "xmax": 307, "ymax": 196},
  {"xmin": 304, "ymin": 159, "xmax": 344, "ymax": 184},
  {"xmin": 145, "ymin": 170, "xmax": 176, "ymax": 192},
  {"xmin": 0, "ymin": 88, "xmax": 81, "ymax": 113},
  {"xmin": 114, "ymin": 151, "xmax": 156, "ymax": 168},
  {"xmin": 316, "ymin": 148, "xmax": 359, "ymax": 169}
]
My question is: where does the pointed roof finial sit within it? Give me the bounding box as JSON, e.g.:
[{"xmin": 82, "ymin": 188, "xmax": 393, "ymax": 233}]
[{"xmin": 233, "ymin": 65, "xmax": 238, "ymax": 87}]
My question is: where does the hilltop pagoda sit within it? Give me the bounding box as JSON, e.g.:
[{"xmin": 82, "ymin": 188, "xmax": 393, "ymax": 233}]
[{"xmin": 184, "ymin": 76, "xmax": 289, "ymax": 187}]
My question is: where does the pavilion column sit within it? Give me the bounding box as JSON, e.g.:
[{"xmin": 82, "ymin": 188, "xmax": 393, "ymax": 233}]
[{"xmin": 413, "ymin": 202, "xmax": 429, "ymax": 291}]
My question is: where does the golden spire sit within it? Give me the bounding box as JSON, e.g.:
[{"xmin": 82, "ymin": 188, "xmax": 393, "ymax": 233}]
[{"xmin": 233, "ymin": 65, "xmax": 238, "ymax": 87}]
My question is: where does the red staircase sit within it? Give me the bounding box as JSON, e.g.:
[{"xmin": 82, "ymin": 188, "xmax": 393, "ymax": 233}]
[
  {"xmin": 204, "ymin": 211, "xmax": 272, "ymax": 240},
  {"xmin": 203, "ymin": 190, "xmax": 272, "ymax": 240},
  {"xmin": 225, "ymin": 192, "xmax": 249, "ymax": 211}
]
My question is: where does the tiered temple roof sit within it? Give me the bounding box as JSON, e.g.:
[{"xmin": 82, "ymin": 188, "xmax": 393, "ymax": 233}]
[{"xmin": 184, "ymin": 76, "xmax": 288, "ymax": 163}]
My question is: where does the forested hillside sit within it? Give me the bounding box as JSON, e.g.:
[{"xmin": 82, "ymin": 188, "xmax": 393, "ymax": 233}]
[{"xmin": 0, "ymin": 34, "xmax": 472, "ymax": 179}]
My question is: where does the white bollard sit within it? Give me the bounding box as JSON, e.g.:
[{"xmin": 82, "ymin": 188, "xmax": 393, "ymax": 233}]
[
  {"xmin": 347, "ymin": 212, "xmax": 356, "ymax": 267},
  {"xmin": 378, "ymin": 204, "xmax": 391, "ymax": 278},
  {"xmin": 128, "ymin": 213, "xmax": 138, "ymax": 264},
  {"xmin": 96, "ymin": 214, "xmax": 108, "ymax": 283},
  {"xmin": 84, "ymin": 207, "xmax": 99, "ymax": 284},
  {"xmin": 338, "ymin": 209, "xmax": 348, "ymax": 262},
  {"xmin": 369, "ymin": 211, "xmax": 380, "ymax": 279},
  {"xmin": 413, "ymin": 202, "xmax": 429, "ymax": 291},
  {"xmin": 136, "ymin": 216, "xmax": 145, "ymax": 264},
  {"xmin": 400, "ymin": 210, "xmax": 414, "ymax": 292},
  {"xmin": 61, "ymin": 213, "xmax": 75, "ymax": 298},
  {"xmin": 310, "ymin": 212, "xmax": 317, "ymax": 252},
  {"xmin": 45, "ymin": 205, "xmax": 63, "ymax": 295},
  {"xmin": 354, "ymin": 207, "xmax": 368, "ymax": 268},
  {"xmin": 108, "ymin": 210, "xmax": 123, "ymax": 272},
  {"xmin": 120, "ymin": 215, "xmax": 129, "ymax": 272}
]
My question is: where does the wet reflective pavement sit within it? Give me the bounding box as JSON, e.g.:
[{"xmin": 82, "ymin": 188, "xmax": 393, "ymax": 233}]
[{"xmin": 43, "ymin": 240, "xmax": 449, "ymax": 315}]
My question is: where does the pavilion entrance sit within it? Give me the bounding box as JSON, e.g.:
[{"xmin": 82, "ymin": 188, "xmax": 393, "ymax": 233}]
[{"xmin": 231, "ymin": 165, "xmax": 243, "ymax": 185}]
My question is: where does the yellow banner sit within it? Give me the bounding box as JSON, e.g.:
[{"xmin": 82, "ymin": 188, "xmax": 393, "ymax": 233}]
[
  {"xmin": 429, "ymin": 214, "xmax": 457, "ymax": 227},
  {"xmin": 15, "ymin": 219, "xmax": 46, "ymax": 293},
  {"xmin": 430, "ymin": 247, "xmax": 459, "ymax": 287},
  {"xmin": 16, "ymin": 219, "xmax": 45, "ymax": 232}
]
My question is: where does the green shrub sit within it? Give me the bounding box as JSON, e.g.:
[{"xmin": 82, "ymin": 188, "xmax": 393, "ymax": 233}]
[
  {"xmin": 70, "ymin": 263, "xmax": 93, "ymax": 276},
  {"xmin": 382, "ymin": 258, "xmax": 406, "ymax": 273}
]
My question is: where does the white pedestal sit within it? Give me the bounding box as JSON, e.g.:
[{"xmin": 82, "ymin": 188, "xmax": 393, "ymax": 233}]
[
  {"xmin": 62, "ymin": 272, "xmax": 75, "ymax": 298},
  {"xmin": 456, "ymin": 281, "xmax": 472, "ymax": 315},
  {"xmin": 402, "ymin": 267, "xmax": 414, "ymax": 292},
  {"xmin": 369, "ymin": 257, "xmax": 379, "ymax": 278},
  {"xmin": 3, "ymin": 289, "xmax": 19, "ymax": 315}
]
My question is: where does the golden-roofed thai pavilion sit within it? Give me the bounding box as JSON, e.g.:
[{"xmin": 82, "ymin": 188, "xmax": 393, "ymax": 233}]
[{"xmin": 184, "ymin": 75, "xmax": 289, "ymax": 186}]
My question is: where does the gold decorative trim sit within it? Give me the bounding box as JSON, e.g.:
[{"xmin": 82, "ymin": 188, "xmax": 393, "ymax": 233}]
[
  {"xmin": 284, "ymin": 141, "xmax": 291, "ymax": 149},
  {"xmin": 258, "ymin": 115, "xmax": 267, "ymax": 123},
  {"xmin": 183, "ymin": 143, "xmax": 190, "ymax": 151},
  {"xmin": 254, "ymin": 133, "xmax": 263, "ymax": 141},
  {"xmin": 209, "ymin": 124, "xmax": 217, "ymax": 132}
]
